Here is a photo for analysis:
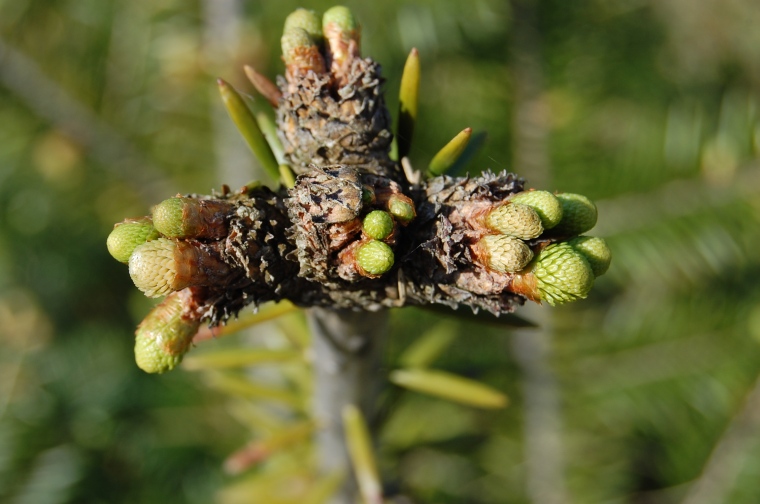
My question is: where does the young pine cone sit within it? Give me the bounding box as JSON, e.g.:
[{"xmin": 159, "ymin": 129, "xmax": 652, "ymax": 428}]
[{"xmin": 108, "ymin": 6, "xmax": 611, "ymax": 372}]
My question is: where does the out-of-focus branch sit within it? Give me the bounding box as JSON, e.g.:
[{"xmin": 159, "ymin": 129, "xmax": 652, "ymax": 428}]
[
  {"xmin": 0, "ymin": 37, "xmax": 170, "ymax": 204},
  {"xmin": 680, "ymin": 372, "xmax": 760, "ymax": 504},
  {"xmin": 509, "ymin": 1, "xmax": 569, "ymax": 503},
  {"xmin": 308, "ymin": 308, "xmax": 388, "ymax": 504},
  {"xmin": 201, "ymin": 0, "xmax": 260, "ymax": 188},
  {"xmin": 595, "ymin": 162, "xmax": 760, "ymax": 236}
]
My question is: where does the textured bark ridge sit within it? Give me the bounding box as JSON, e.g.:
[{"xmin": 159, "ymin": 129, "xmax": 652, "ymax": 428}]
[
  {"xmin": 276, "ymin": 57, "xmax": 397, "ymax": 179},
  {"xmin": 170, "ymin": 167, "xmax": 527, "ymax": 322}
]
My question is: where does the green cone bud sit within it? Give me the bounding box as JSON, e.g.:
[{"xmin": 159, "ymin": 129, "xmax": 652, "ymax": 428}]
[
  {"xmin": 568, "ymin": 236, "xmax": 611, "ymax": 277},
  {"xmin": 135, "ymin": 292, "xmax": 200, "ymax": 374},
  {"xmin": 107, "ymin": 218, "xmax": 160, "ymax": 264},
  {"xmin": 284, "ymin": 9, "xmax": 323, "ymax": 45},
  {"xmin": 553, "ymin": 193, "xmax": 597, "ymax": 235},
  {"xmin": 152, "ymin": 197, "xmax": 232, "ymax": 239},
  {"xmin": 388, "ymin": 195, "xmax": 416, "ymax": 224},
  {"xmin": 322, "ymin": 6, "xmax": 359, "ymax": 68},
  {"xmin": 510, "ymin": 190, "xmax": 563, "ymax": 229},
  {"xmin": 532, "ymin": 242, "xmax": 594, "ymax": 306},
  {"xmin": 282, "ymin": 27, "xmax": 315, "ymax": 65},
  {"xmin": 486, "ymin": 203, "xmax": 544, "ymax": 240},
  {"xmin": 129, "ymin": 238, "xmax": 230, "ymax": 298},
  {"xmin": 129, "ymin": 238, "xmax": 180, "ymax": 297},
  {"xmin": 356, "ymin": 240, "xmax": 395, "ymax": 276},
  {"xmin": 323, "ymin": 6, "xmax": 357, "ymax": 34},
  {"xmin": 363, "ymin": 210, "xmax": 394, "ymax": 240},
  {"xmin": 479, "ymin": 235, "xmax": 534, "ymax": 273},
  {"xmin": 152, "ymin": 198, "xmax": 186, "ymax": 238}
]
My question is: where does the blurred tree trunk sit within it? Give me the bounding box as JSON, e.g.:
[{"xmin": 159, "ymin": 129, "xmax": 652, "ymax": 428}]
[
  {"xmin": 308, "ymin": 308, "xmax": 389, "ymax": 504},
  {"xmin": 510, "ymin": 1, "xmax": 568, "ymax": 503}
]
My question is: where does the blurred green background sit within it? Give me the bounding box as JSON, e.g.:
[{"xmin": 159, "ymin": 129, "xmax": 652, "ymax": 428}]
[{"xmin": 2, "ymin": 0, "xmax": 760, "ymax": 502}]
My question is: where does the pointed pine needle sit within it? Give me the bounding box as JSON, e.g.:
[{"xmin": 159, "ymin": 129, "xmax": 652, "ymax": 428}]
[
  {"xmin": 182, "ymin": 349, "xmax": 301, "ymax": 370},
  {"xmin": 399, "ymin": 323, "xmax": 458, "ymax": 368},
  {"xmin": 218, "ymin": 78, "xmax": 280, "ymax": 182},
  {"xmin": 252, "ymin": 108, "xmax": 286, "ymax": 165},
  {"xmin": 193, "ymin": 300, "xmax": 299, "ymax": 343},
  {"xmin": 279, "ymin": 164, "xmax": 296, "ymax": 188},
  {"xmin": 396, "ymin": 48, "xmax": 420, "ymax": 161},
  {"xmin": 202, "ymin": 371, "xmax": 303, "ymax": 408},
  {"xmin": 342, "ymin": 405, "xmax": 383, "ymax": 504},
  {"xmin": 448, "ymin": 130, "xmax": 487, "ymax": 175},
  {"xmin": 390, "ymin": 368, "xmax": 508, "ymax": 409},
  {"xmin": 304, "ymin": 471, "xmax": 347, "ymax": 504},
  {"xmin": 224, "ymin": 421, "xmax": 316, "ymax": 474},
  {"xmin": 427, "ymin": 127, "xmax": 472, "ymax": 176},
  {"xmin": 244, "ymin": 65, "xmax": 282, "ymax": 107}
]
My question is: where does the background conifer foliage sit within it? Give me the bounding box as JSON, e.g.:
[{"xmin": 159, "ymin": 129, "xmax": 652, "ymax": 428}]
[{"xmin": 1, "ymin": 1, "xmax": 760, "ymax": 503}]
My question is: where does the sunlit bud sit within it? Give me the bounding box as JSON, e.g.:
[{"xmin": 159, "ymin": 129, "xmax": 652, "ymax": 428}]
[
  {"xmin": 107, "ymin": 217, "xmax": 160, "ymax": 264},
  {"xmin": 478, "ymin": 235, "xmax": 534, "ymax": 273},
  {"xmin": 553, "ymin": 193, "xmax": 597, "ymax": 235},
  {"xmin": 362, "ymin": 210, "xmax": 394, "ymax": 240},
  {"xmin": 322, "ymin": 6, "xmax": 359, "ymax": 68},
  {"xmin": 129, "ymin": 238, "xmax": 230, "ymax": 298},
  {"xmin": 134, "ymin": 291, "xmax": 201, "ymax": 374},
  {"xmin": 568, "ymin": 236, "xmax": 611, "ymax": 277},
  {"xmin": 511, "ymin": 242, "xmax": 594, "ymax": 306},
  {"xmin": 510, "ymin": 190, "xmax": 563, "ymax": 229},
  {"xmin": 284, "ymin": 8, "xmax": 323, "ymax": 46},
  {"xmin": 356, "ymin": 240, "xmax": 395, "ymax": 277},
  {"xmin": 281, "ymin": 28, "xmax": 326, "ymax": 74},
  {"xmin": 388, "ymin": 194, "xmax": 416, "ymax": 225},
  {"xmin": 152, "ymin": 197, "xmax": 233, "ymax": 239},
  {"xmin": 485, "ymin": 203, "xmax": 544, "ymax": 240}
]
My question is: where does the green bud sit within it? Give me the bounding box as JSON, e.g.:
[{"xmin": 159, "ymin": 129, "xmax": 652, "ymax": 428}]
[
  {"xmin": 129, "ymin": 238, "xmax": 230, "ymax": 298},
  {"xmin": 363, "ymin": 210, "xmax": 394, "ymax": 240},
  {"xmin": 129, "ymin": 238, "xmax": 180, "ymax": 298},
  {"xmin": 388, "ymin": 195, "xmax": 416, "ymax": 224},
  {"xmin": 152, "ymin": 198, "xmax": 186, "ymax": 238},
  {"xmin": 152, "ymin": 197, "xmax": 232, "ymax": 239},
  {"xmin": 323, "ymin": 6, "xmax": 357, "ymax": 33},
  {"xmin": 134, "ymin": 292, "xmax": 200, "ymax": 374},
  {"xmin": 532, "ymin": 242, "xmax": 594, "ymax": 306},
  {"xmin": 281, "ymin": 27, "xmax": 315, "ymax": 65},
  {"xmin": 479, "ymin": 235, "xmax": 534, "ymax": 273},
  {"xmin": 356, "ymin": 240, "xmax": 395, "ymax": 276},
  {"xmin": 107, "ymin": 218, "xmax": 160, "ymax": 264},
  {"xmin": 553, "ymin": 193, "xmax": 597, "ymax": 235},
  {"xmin": 485, "ymin": 203, "xmax": 544, "ymax": 240},
  {"xmin": 510, "ymin": 190, "xmax": 563, "ymax": 229},
  {"xmin": 568, "ymin": 236, "xmax": 611, "ymax": 277},
  {"xmin": 284, "ymin": 9, "xmax": 323, "ymax": 45},
  {"xmin": 322, "ymin": 6, "xmax": 359, "ymax": 68}
]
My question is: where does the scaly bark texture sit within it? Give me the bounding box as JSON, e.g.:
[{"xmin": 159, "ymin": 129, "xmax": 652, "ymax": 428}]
[
  {"xmin": 155, "ymin": 167, "xmax": 528, "ymax": 325},
  {"xmin": 112, "ymin": 6, "xmax": 609, "ymax": 374}
]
